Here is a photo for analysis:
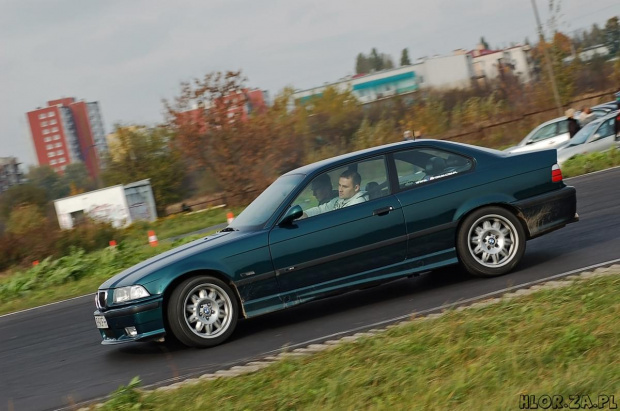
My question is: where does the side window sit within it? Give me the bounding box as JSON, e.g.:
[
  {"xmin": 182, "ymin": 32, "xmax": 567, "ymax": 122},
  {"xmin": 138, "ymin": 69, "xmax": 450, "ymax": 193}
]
[
  {"xmin": 292, "ymin": 156, "xmax": 389, "ymax": 218},
  {"xmin": 557, "ymin": 120, "xmax": 569, "ymax": 134},
  {"xmin": 530, "ymin": 123, "xmax": 559, "ymax": 142},
  {"xmin": 394, "ymin": 148, "xmax": 472, "ymax": 189},
  {"xmin": 593, "ymin": 119, "xmax": 614, "ymax": 140}
]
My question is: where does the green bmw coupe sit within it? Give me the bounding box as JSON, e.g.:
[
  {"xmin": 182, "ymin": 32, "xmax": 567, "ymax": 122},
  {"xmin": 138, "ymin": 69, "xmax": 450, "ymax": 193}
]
[{"xmin": 94, "ymin": 140, "xmax": 578, "ymax": 347}]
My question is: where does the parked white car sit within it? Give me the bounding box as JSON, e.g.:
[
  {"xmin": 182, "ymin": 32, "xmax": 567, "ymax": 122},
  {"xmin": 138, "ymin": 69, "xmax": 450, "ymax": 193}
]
[
  {"xmin": 505, "ymin": 117, "xmax": 570, "ymax": 154},
  {"xmin": 556, "ymin": 111, "xmax": 619, "ymax": 165},
  {"xmin": 505, "ymin": 108, "xmax": 612, "ymax": 154}
]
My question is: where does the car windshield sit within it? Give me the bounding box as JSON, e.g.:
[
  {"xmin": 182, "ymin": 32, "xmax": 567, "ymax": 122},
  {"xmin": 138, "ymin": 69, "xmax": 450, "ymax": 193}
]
[
  {"xmin": 228, "ymin": 174, "xmax": 304, "ymax": 229},
  {"xmin": 566, "ymin": 121, "xmax": 599, "ymax": 146}
]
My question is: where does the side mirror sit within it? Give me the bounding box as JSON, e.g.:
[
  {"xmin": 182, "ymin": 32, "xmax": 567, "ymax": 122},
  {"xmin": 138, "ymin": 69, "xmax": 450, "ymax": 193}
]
[
  {"xmin": 278, "ymin": 205, "xmax": 303, "ymax": 226},
  {"xmin": 590, "ymin": 133, "xmax": 601, "ymax": 142}
]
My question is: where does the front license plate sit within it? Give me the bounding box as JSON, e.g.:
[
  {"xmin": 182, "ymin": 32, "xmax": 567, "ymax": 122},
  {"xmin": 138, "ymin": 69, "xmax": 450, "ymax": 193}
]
[{"xmin": 95, "ymin": 315, "xmax": 108, "ymax": 329}]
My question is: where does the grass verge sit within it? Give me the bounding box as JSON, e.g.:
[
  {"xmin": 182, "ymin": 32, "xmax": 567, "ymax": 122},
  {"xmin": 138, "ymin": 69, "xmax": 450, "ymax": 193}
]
[
  {"xmin": 96, "ymin": 269, "xmax": 619, "ymax": 410},
  {"xmin": 561, "ymin": 147, "xmax": 620, "ymax": 177}
]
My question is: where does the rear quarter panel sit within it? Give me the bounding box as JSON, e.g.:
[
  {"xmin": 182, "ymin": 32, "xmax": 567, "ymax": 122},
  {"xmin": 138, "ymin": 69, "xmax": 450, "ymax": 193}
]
[{"xmin": 395, "ymin": 148, "xmax": 561, "ymax": 260}]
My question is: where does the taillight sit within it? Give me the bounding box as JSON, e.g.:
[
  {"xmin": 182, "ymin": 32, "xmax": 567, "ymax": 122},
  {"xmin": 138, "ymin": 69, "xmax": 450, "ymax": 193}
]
[{"xmin": 551, "ymin": 164, "xmax": 563, "ymax": 182}]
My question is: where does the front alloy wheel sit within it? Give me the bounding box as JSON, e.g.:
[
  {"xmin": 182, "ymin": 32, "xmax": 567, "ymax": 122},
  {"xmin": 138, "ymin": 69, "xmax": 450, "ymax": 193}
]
[
  {"xmin": 168, "ymin": 276, "xmax": 238, "ymax": 347},
  {"xmin": 457, "ymin": 207, "xmax": 526, "ymax": 277}
]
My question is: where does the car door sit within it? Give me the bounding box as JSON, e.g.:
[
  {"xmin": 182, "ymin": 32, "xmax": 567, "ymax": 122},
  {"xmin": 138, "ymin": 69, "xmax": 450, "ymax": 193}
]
[
  {"xmin": 268, "ymin": 155, "xmax": 407, "ymax": 304},
  {"xmin": 513, "ymin": 120, "xmax": 568, "ymax": 153},
  {"xmin": 584, "ymin": 118, "xmax": 616, "ymax": 154}
]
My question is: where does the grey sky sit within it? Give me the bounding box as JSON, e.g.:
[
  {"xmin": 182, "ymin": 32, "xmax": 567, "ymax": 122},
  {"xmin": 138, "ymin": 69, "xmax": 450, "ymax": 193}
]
[{"xmin": 1, "ymin": 0, "xmax": 618, "ymax": 167}]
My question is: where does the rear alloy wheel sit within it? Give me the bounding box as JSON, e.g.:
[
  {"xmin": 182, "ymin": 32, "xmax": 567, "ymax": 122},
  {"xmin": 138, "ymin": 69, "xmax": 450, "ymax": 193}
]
[
  {"xmin": 167, "ymin": 276, "xmax": 238, "ymax": 347},
  {"xmin": 457, "ymin": 207, "xmax": 526, "ymax": 277}
]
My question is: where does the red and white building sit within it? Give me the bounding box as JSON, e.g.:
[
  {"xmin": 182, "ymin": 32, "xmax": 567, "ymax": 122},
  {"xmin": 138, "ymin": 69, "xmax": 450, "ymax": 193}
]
[
  {"xmin": 174, "ymin": 88, "xmax": 269, "ymax": 132},
  {"xmin": 468, "ymin": 44, "xmax": 534, "ymax": 84},
  {"xmin": 26, "ymin": 97, "xmax": 108, "ymax": 179}
]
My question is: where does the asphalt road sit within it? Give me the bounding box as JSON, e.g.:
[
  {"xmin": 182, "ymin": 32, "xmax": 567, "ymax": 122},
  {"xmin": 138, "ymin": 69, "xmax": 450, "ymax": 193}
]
[{"xmin": 1, "ymin": 168, "xmax": 619, "ymax": 411}]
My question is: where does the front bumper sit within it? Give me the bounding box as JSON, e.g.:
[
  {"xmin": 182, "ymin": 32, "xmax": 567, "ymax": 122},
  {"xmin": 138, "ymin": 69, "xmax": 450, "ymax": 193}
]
[
  {"xmin": 513, "ymin": 186, "xmax": 578, "ymax": 239},
  {"xmin": 94, "ymin": 296, "xmax": 166, "ymax": 344}
]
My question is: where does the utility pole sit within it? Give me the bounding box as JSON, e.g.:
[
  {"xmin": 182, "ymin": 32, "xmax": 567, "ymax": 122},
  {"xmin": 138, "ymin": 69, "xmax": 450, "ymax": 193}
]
[{"xmin": 530, "ymin": 0, "xmax": 563, "ymax": 117}]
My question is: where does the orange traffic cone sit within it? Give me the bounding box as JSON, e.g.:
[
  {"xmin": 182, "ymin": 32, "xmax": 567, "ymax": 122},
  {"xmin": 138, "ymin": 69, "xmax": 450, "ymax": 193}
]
[
  {"xmin": 227, "ymin": 212, "xmax": 234, "ymax": 224},
  {"xmin": 148, "ymin": 230, "xmax": 158, "ymax": 247}
]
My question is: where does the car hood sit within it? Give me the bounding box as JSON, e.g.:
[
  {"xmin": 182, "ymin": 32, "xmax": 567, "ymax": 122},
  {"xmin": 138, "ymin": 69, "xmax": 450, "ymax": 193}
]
[
  {"xmin": 99, "ymin": 230, "xmax": 250, "ymax": 289},
  {"xmin": 557, "ymin": 144, "xmax": 586, "ymax": 164},
  {"xmin": 503, "ymin": 145, "xmax": 518, "ymax": 153}
]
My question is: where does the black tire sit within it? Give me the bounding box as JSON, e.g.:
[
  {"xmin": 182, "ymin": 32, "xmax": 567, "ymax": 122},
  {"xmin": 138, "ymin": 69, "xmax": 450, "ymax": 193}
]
[
  {"xmin": 456, "ymin": 206, "xmax": 526, "ymax": 277},
  {"xmin": 167, "ymin": 275, "xmax": 238, "ymax": 348}
]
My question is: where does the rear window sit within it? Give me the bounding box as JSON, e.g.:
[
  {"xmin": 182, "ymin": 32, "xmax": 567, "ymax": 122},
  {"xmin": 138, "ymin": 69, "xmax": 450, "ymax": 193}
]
[{"xmin": 394, "ymin": 148, "xmax": 472, "ymax": 189}]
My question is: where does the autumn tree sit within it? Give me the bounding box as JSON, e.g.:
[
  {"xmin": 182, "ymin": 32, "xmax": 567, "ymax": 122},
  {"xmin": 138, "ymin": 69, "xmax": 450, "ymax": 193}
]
[
  {"xmin": 401, "ymin": 97, "xmax": 450, "ymax": 138},
  {"xmin": 165, "ymin": 71, "xmax": 303, "ymax": 205},
  {"xmin": 611, "ymin": 58, "xmax": 620, "ymax": 86},
  {"xmin": 61, "ymin": 162, "xmax": 96, "ymax": 194},
  {"xmin": 355, "ymin": 53, "xmax": 371, "ymax": 74},
  {"xmin": 0, "ymin": 183, "xmax": 48, "ymax": 221},
  {"xmin": 26, "ymin": 165, "xmax": 70, "ymax": 200},
  {"xmin": 101, "ymin": 125, "xmax": 186, "ymax": 214},
  {"xmin": 530, "ymin": 31, "xmax": 576, "ymax": 106},
  {"xmin": 605, "ymin": 16, "xmax": 620, "ymax": 55},
  {"xmin": 296, "ymin": 86, "xmax": 364, "ymax": 162},
  {"xmin": 352, "ymin": 118, "xmax": 399, "ymax": 151},
  {"xmin": 355, "ymin": 49, "xmax": 395, "ymax": 73},
  {"xmin": 6, "ymin": 204, "xmax": 47, "ymax": 236},
  {"xmin": 550, "ymin": 32, "xmax": 577, "ymax": 104},
  {"xmin": 480, "ymin": 36, "xmax": 490, "ymax": 49},
  {"xmin": 586, "ymin": 23, "xmax": 605, "ymax": 47}
]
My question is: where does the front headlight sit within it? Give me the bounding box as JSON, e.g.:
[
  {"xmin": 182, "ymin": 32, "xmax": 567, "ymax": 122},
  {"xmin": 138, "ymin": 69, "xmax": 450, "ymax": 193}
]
[{"xmin": 113, "ymin": 285, "xmax": 150, "ymax": 303}]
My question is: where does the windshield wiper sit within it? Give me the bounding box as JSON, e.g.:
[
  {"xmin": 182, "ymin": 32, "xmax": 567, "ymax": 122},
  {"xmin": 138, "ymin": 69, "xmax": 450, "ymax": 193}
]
[{"xmin": 219, "ymin": 227, "xmax": 238, "ymax": 232}]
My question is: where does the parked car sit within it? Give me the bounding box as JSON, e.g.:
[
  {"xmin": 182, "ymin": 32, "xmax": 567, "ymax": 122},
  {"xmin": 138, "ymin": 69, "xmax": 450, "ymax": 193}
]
[
  {"xmin": 592, "ymin": 101, "xmax": 618, "ymax": 112},
  {"xmin": 505, "ymin": 110, "xmax": 609, "ymax": 154},
  {"xmin": 505, "ymin": 117, "xmax": 570, "ymax": 154},
  {"xmin": 557, "ymin": 111, "xmax": 620, "ymax": 165},
  {"xmin": 94, "ymin": 140, "xmax": 578, "ymax": 347}
]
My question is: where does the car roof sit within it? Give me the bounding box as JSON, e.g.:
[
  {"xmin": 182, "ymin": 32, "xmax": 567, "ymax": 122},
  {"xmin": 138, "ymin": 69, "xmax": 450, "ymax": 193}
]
[
  {"xmin": 592, "ymin": 101, "xmax": 617, "ymax": 110},
  {"xmin": 600, "ymin": 109, "xmax": 619, "ymax": 120},
  {"xmin": 537, "ymin": 116, "xmax": 566, "ymax": 127},
  {"xmin": 283, "ymin": 139, "xmax": 504, "ymax": 177}
]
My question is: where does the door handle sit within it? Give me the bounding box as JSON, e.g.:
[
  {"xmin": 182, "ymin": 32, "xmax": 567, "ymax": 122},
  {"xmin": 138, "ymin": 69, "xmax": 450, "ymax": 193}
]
[{"xmin": 373, "ymin": 206, "xmax": 394, "ymax": 216}]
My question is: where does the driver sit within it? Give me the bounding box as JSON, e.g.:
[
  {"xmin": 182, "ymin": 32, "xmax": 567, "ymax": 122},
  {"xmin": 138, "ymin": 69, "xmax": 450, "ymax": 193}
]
[
  {"xmin": 304, "ymin": 169, "xmax": 368, "ymax": 217},
  {"xmin": 311, "ymin": 173, "xmax": 338, "ymax": 206}
]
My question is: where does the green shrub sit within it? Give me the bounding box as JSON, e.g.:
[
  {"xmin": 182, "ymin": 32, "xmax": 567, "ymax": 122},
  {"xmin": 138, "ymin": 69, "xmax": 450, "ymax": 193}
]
[
  {"xmin": 100, "ymin": 377, "xmax": 143, "ymax": 411},
  {"xmin": 5, "ymin": 204, "xmax": 47, "ymax": 235},
  {"xmin": 55, "ymin": 221, "xmax": 124, "ymax": 255}
]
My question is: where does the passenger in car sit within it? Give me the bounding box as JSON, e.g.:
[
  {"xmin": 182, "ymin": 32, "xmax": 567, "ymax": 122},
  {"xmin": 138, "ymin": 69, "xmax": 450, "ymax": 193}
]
[
  {"xmin": 311, "ymin": 173, "xmax": 338, "ymax": 205},
  {"xmin": 304, "ymin": 169, "xmax": 368, "ymax": 217}
]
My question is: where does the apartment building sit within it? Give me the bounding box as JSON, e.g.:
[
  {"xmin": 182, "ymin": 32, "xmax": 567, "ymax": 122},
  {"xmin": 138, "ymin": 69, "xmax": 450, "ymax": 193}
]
[
  {"xmin": 26, "ymin": 97, "xmax": 108, "ymax": 179},
  {"xmin": 0, "ymin": 157, "xmax": 25, "ymax": 192}
]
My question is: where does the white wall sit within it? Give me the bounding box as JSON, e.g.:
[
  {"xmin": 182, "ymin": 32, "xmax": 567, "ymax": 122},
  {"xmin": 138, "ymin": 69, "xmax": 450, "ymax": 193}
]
[
  {"xmin": 417, "ymin": 54, "xmax": 473, "ymax": 89},
  {"xmin": 472, "ymin": 46, "xmax": 533, "ymax": 83},
  {"xmin": 506, "ymin": 46, "xmax": 533, "ymax": 83},
  {"xmin": 54, "ymin": 185, "xmax": 131, "ymax": 229},
  {"xmin": 472, "ymin": 52, "xmax": 503, "ymax": 80}
]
